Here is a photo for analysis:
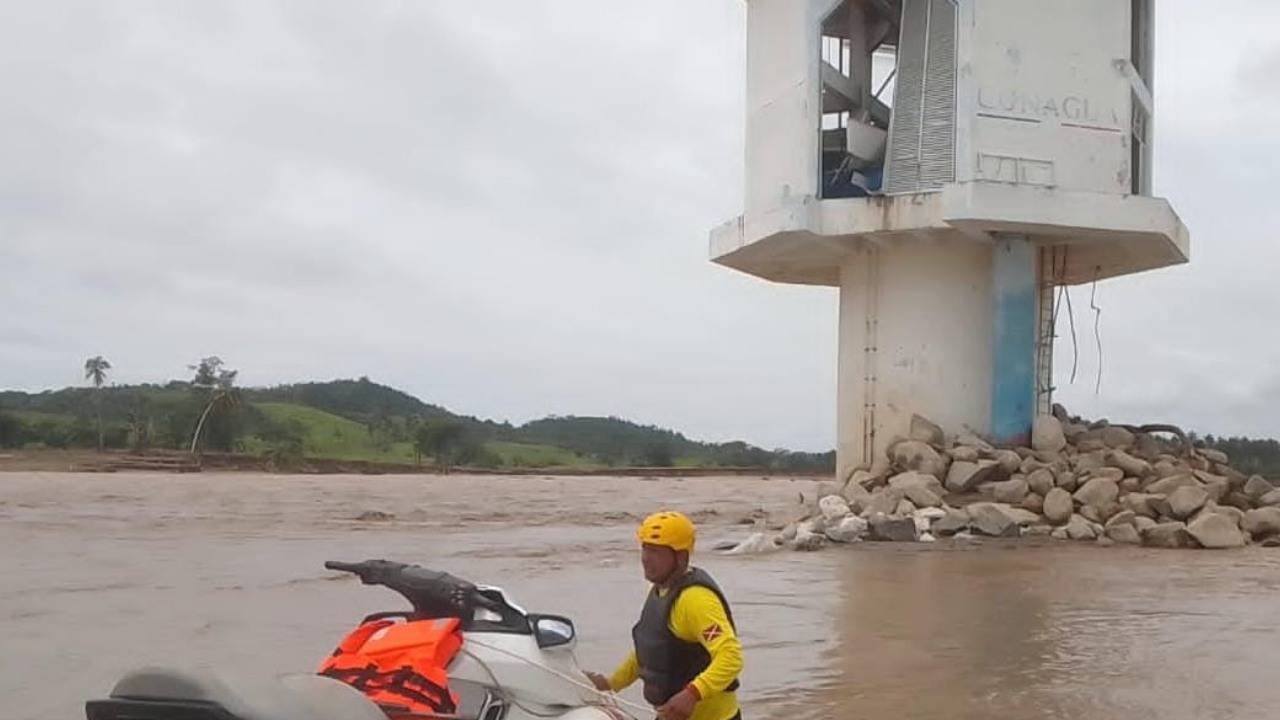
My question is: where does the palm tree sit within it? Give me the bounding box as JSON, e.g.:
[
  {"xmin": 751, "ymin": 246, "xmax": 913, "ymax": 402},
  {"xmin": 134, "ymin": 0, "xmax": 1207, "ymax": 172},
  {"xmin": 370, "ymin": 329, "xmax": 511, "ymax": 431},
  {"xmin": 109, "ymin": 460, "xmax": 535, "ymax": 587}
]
[
  {"xmin": 188, "ymin": 357, "xmax": 241, "ymax": 454},
  {"xmin": 83, "ymin": 356, "xmax": 111, "ymax": 451}
]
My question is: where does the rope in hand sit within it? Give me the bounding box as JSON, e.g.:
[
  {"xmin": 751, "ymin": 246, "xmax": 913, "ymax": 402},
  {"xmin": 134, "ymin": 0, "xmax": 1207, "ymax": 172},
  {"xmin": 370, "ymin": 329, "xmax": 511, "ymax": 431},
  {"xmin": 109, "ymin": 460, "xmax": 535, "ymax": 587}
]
[{"xmin": 461, "ymin": 636, "xmax": 654, "ymax": 719}]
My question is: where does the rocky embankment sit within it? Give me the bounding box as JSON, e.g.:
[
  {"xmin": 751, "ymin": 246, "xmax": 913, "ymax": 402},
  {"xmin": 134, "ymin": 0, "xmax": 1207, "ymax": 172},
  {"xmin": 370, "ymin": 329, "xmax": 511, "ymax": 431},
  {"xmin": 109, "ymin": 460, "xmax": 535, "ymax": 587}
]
[{"xmin": 743, "ymin": 410, "xmax": 1280, "ymax": 552}]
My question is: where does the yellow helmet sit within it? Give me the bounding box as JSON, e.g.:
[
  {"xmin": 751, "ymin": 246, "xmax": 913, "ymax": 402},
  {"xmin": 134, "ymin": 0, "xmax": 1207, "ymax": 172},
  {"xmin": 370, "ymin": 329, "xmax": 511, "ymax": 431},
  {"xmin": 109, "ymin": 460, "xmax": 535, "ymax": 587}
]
[{"xmin": 636, "ymin": 511, "xmax": 696, "ymax": 552}]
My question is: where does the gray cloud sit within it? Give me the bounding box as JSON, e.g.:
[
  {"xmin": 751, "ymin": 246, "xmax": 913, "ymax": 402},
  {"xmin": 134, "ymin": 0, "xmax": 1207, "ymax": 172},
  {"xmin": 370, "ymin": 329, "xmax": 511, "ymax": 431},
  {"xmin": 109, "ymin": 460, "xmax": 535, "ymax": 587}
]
[{"xmin": 2, "ymin": 1, "xmax": 1278, "ymax": 451}]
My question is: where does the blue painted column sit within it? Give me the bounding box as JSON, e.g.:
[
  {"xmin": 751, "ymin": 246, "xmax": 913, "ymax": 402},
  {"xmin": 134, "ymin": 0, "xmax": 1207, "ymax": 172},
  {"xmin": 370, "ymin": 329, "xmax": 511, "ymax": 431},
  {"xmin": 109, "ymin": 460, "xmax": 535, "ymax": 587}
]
[{"xmin": 991, "ymin": 234, "xmax": 1037, "ymax": 445}]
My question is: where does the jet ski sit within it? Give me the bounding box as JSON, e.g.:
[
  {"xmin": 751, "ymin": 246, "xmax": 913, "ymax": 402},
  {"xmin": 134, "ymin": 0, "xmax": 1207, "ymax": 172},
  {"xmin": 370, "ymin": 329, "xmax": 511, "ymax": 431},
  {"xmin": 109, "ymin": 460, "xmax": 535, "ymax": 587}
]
[{"xmin": 84, "ymin": 559, "xmax": 633, "ymax": 720}]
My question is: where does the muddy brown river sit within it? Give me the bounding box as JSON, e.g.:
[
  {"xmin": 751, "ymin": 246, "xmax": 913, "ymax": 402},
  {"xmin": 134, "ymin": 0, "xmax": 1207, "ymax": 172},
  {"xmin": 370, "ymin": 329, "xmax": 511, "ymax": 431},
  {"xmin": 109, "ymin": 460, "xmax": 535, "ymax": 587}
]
[{"xmin": 4, "ymin": 472, "xmax": 1280, "ymax": 720}]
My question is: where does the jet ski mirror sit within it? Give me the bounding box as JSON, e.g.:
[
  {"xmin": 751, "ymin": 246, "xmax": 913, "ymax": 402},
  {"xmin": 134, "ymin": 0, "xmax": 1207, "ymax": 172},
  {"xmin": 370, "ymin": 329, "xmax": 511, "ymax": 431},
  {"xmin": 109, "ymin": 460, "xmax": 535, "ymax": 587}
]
[{"xmin": 530, "ymin": 615, "xmax": 576, "ymax": 649}]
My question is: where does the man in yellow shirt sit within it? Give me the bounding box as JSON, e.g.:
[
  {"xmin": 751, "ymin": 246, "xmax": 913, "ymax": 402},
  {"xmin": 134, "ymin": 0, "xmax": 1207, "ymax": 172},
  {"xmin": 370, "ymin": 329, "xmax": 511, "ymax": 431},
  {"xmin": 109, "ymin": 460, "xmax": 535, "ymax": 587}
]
[{"xmin": 587, "ymin": 511, "xmax": 744, "ymax": 720}]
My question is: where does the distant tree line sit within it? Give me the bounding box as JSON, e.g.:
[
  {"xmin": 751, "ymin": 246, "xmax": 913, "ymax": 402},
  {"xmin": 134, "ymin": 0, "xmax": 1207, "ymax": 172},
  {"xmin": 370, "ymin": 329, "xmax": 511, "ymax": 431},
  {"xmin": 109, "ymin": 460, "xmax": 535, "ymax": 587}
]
[
  {"xmin": 0, "ymin": 356, "xmax": 254, "ymax": 455},
  {"xmin": 0, "ymin": 368, "xmax": 835, "ymax": 472},
  {"xmin": 4, "ymin": 367, "xmax": 1278, "ymax": 477},
  {"xmin": 1194, "ymin": 433, "xmax": 1280, "ymax": 477}
]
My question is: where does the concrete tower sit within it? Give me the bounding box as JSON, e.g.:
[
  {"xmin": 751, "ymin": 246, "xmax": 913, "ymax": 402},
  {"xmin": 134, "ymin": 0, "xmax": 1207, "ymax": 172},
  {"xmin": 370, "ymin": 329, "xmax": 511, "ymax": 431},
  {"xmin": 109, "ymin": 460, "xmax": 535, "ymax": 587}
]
[{"xmin": 710, "ymin": 0, "xmax": 1189, "ymax": 479}]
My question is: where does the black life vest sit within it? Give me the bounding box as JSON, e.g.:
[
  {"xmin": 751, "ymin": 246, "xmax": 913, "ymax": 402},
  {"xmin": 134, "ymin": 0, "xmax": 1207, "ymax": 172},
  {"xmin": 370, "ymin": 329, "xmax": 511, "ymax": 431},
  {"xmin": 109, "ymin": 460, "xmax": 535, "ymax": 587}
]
[{"xmin": 631, "ymin": 567, "xmax": 740, "ymax": 707}]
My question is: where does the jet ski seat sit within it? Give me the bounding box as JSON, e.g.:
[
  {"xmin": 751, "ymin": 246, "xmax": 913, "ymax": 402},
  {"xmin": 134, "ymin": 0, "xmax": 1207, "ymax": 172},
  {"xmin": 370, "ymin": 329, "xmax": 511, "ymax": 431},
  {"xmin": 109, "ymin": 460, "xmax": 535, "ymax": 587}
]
[{"xmin": 84, "ymin": 666, "xmax": 388, "ymax": 720}]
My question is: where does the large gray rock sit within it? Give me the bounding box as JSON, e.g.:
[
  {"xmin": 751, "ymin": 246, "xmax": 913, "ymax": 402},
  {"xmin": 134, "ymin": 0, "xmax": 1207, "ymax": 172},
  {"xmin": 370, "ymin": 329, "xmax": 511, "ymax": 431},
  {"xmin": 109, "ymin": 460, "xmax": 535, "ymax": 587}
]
[
  {"xmin": 825, "ymin": 515, "xmax": 869, "ymax": 543},
  {"xmin": 1134, "ymin": 516, "xmax": 1158, "ymax": 533},
  {"xmin": 1123, "ymin": 493, "xmax": 1161, "ymax": 519},
  {"xmin": 868, "ymin": 515, "xmax": 920, "ymax": 542},
  {"xmin": 902, "ymin": 484, "xmax": 942, "ymax": 509},
  {"xmin": 1076, "ymin": 430, "xmax": 1108, "ymax": 452},
  {"xmin": 946, "ymin": 460, "xmax": 1005, "ymax": 493},
  {"xmin": 1055, "ymin": 470, "xmax": 1079, "ymax": 493},
  {"xmin": 1149, "ymin": 495, "xmax": 1174, "ymax": 520},
  {"xmin": 1168, "ymin": 485, "xmax": 1210, "ymax": 520},
  {"xmin": 994, "ymin": 450, "xmax": 1023, "ymax": 476},
  {"xmin": 1105, "ymin": 509, "xmax": 1137, "ymax": 529},
  {"xmin": 845, "ymin": 471, "xmax": 880, "ymax": 493},
  {"xmin": 931, "ymin": 508, "xmax": 970, "ymax": 536},
  {"xmin": 1063, "ymin": 421, "xmax": 1089, "ymax": 441},
  {"xmin": 1109, "ymin": 449, "xmax": 1151, "ymax": 478},
  {"xmin": 956, "ymin": 430, "xmax": 995, "ymax": 453},
  {"xmin": 967, "ymin": 502, "xmax": 1021, "ymax": 538},
  {"xmin": 1187, "ymin": 513, "xmax": 1246, "ymax": 549},
  {"xmin": 1203, "ymin": 478, "xmax": 1230, "ymax": 504},
  {"xmin": 862, "ymin": 488, "xmax": 904, "ymax": 518},
  {"xmin": 948, "ymin": 446, "xmax": 981, "ymax": 463},
  {"xmin": 909, "ymin": 414, "xmax": 946, "ymax": 447},
  {"xmin": 1219, "ymin": 466, "xmax": 1249, "ymax": 492},
  {"xmin": 1086, "ymin": 467, "xmax": 1126, "ymax": 484},
  {"xmin": 992, "ymin": 477, "xmax": 1030, "ymax": 504},
  {"xmin": 1259, "ymin": 489, "xmax": 1280, "ymax": 507},
  {"xmin": 895, "ymin": 498, "xmax": 918, "ymax": 516},
  {"xmin": 1027, "ymin": 468, "xmax": 1056, "ymax": 496},
  {"xmin": 1198, "ymin": 503, "xmax": 1245, "ymax": 529},
  {"xmin": 1080, "ymin": 504, "xmax": 1103, "ymax": 524},
  {"xmin": 1066, "ymin": 514, "xmax": 1098, "ymax": 541},
  {"xmin": 1032, "ymin": 415, "xmax": 1068, "ymax": 453},
  {"xmin": 1244, "ymin": 475, "xmax": 1275, "ymax": 500},
  {"xmin": 1193, "ymin": 470, "xmax": 1229, "ymax": 489},
  {"xmin": 1243, "ymin": 507, "xmax": 1280, "ymax": 539},
  {"xmin": 1142, "ymin": 522, "xmax": 1195, "ymax": 549},
  {"xmin": 819, "ymin": 494, "xmax": 853, "ymax": 522},
  {"xmin": 1120, "ymin": 477, "xmax": 1142, "ymax": 494},
  {"xmin": 1072, "ymin": 451, "xmax": 1108, "ymax": 474},
  {"xmin": 1151, "ymin": 460, "xmax": 1181, "ymax": 479},
  {"xmin": 891, "ymin": 441, "xmax": 949, "ymax": 481},
  {"xmin": 779, "ymin": 522, "xmax": 800, "ymax": 543},
  {"xmin": 792, "ymin": 520, "xmax": 826, "ymax": 551},
  {"xmin": 1020, "ymin": 457, "xmax": 1048, "ymax": 475},
  {"xmin": 1146, "ymin": 474, "xmax": 1201, "ymax": 495},
  {"xmin": 1199, "ymin": 448, "xmax": 1229, "ymax": 465},
  {"xmin": 1021, "ymin": 492, "xmax": 1044, "ymax": 514},
  {"xmin": 792, "ymin": 531, "xmax": 826, "ymax": 551},
  {"xmin": 1222, "ymin": 492, "xmax": 1254, "ymax": 512},
  {"xmin": 843, "ymin": 482, "xmax": 874, "ymax": 515},
  {"xmin": 889, "ymin": 470, "xmax": 946, "ymax": 497},
  {"xmin": 1005, "ymin": 507, "xmax": 1043, "ymax": 527},
  {"xmin": 1101, "ymin": 426, "xmax": 1135, "ymax": 450},
  {"xmin": 1074, "ymin": 477, "xmax": 1120, "ymax": 509},
  {"xmin": 1106, "ymin": 522, "xmax": 1142, "ymax": 545},
  {"xmin": 1043, "ymin": 488, "xmax": 1074, "ymax": 525}
]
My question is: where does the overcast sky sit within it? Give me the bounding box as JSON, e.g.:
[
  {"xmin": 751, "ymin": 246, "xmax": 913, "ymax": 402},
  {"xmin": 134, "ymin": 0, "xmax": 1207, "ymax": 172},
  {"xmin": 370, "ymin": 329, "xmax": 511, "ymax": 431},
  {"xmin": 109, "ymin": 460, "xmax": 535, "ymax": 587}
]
[{"xmin": 1, "ymin": 1, "xmax": 1277, "ymax": 452}]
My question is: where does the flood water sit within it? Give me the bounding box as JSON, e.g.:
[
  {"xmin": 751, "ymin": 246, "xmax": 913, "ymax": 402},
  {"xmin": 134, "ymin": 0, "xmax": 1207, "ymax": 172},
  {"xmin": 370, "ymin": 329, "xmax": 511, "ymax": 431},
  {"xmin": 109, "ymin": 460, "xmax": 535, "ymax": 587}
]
[{"xmin": 4, "ymin": 472, "xmax": 1280, "ymax": 720}]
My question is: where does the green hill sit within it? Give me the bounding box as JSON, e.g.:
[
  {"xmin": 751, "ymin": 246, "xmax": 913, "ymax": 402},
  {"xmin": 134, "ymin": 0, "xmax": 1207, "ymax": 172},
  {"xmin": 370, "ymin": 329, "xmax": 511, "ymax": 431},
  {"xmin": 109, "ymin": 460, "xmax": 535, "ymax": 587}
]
[
  {"xmin": 8, "ymin": 364, "xmax": 1277, "ymax": 475},
  {"xmin": 247, "ymin": 402, "xmax": 413, "ymax": 462},
  {"xmin": 0, "ymin": 375, "xmax": 834, "ymax": 472}
]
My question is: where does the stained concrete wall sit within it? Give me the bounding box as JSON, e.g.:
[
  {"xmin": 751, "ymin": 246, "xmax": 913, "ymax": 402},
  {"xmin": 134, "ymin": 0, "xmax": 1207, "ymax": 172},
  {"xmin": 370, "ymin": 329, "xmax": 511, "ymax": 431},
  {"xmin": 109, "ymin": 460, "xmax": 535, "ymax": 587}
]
[{"xmin": 836, "ymin": 239, "xmax": 994, "ymax": 478}]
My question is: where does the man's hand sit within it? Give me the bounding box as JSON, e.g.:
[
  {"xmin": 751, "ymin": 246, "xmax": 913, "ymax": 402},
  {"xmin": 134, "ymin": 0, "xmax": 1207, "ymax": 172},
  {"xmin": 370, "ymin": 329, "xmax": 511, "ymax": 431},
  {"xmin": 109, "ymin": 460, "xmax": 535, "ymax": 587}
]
[
  {"xmin": 584, "ymin": 672, "xmax": 612, "ymax": 692},
  {"xmin": 656, "ymin": 686, "xmax": 700, "ymax": 720}
]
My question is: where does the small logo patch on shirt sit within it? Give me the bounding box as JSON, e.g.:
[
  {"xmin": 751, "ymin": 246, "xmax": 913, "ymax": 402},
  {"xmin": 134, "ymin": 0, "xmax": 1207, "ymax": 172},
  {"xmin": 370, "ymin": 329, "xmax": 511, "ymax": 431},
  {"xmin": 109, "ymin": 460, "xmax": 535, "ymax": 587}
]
[{"xmin": 701, "ymin": 623, "xmax": 722, "ymax": 642}]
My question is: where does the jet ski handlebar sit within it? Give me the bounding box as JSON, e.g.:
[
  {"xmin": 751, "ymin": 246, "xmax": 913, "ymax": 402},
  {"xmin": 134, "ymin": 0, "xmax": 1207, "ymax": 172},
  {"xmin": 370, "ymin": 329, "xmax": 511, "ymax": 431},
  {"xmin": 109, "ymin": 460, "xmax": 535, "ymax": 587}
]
[{"xmin": 324, "ymin": 559, "xmax": 502, "ymax": 619}]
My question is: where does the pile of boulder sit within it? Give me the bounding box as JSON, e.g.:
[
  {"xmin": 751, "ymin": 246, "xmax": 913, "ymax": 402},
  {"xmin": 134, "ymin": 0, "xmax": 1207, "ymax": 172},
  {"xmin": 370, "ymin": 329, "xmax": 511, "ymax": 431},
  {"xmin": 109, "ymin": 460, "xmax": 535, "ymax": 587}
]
[{"xmin": 766, "ymin": 410, "xmax": 1280, "ymax": 552}]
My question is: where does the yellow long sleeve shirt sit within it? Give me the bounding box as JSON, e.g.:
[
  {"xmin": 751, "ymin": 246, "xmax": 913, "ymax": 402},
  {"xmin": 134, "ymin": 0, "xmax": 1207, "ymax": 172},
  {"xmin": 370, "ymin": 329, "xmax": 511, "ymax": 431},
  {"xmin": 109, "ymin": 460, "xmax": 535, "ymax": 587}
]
[{"xmin": 607, "ymin": 584, "xmax": 743, "ymax": 720}]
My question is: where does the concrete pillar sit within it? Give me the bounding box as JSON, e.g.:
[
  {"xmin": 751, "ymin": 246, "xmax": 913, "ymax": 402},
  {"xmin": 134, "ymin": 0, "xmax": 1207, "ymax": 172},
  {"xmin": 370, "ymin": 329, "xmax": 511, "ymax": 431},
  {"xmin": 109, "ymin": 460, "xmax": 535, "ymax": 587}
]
[
  {"xmin": 837, "ymin": 241, "xmax": 993, "ymax": 480},
  {"xmin": 990, "ymin": 234, "xmax": 1038, "ymax": 445}
]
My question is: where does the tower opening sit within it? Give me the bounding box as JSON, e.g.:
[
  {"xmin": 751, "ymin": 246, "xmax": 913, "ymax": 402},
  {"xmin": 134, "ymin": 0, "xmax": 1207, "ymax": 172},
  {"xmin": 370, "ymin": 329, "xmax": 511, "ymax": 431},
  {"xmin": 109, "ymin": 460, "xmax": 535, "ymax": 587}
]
[{"xmin": 818, "ymin": 0, "xmax": 900, "ymax": 199}]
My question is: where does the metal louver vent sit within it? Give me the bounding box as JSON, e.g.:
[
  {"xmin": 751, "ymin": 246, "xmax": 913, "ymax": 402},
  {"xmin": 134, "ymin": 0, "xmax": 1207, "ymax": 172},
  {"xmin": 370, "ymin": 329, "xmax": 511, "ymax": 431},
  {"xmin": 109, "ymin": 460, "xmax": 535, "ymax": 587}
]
[{"xmin": 884, "ymin": 0, "xmax": 957, "ymax": 194}]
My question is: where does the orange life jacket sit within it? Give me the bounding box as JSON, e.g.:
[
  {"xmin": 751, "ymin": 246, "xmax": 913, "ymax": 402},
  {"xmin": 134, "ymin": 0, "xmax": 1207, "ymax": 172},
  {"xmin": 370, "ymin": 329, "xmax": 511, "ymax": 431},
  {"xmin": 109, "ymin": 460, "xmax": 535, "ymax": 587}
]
[{"xmin": 318, "ymin": 616, "xmax": 463, "ymax": 718}]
